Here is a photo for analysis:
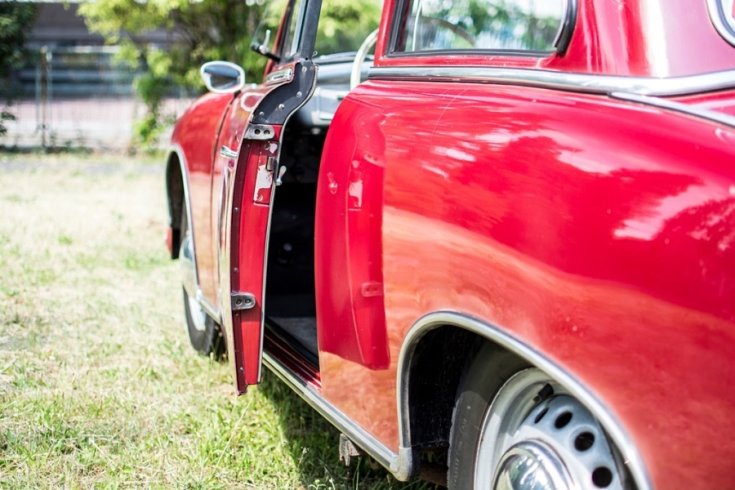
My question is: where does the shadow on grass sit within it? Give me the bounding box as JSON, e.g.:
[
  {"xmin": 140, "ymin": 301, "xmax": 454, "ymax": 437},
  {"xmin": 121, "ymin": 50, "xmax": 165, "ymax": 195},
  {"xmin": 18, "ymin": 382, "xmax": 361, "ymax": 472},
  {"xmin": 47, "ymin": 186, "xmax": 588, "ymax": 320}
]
[{"xmin": 258, "ymin": 371, "xmax": 441, "ymax": 490}]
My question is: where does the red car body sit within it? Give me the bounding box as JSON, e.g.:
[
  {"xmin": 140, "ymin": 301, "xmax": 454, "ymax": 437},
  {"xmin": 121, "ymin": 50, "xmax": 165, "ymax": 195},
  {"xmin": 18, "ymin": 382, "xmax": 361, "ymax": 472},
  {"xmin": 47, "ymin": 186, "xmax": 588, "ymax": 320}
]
[{"xmin": 166, "ymin": 1, "xmax": 735, "ymax": 488}]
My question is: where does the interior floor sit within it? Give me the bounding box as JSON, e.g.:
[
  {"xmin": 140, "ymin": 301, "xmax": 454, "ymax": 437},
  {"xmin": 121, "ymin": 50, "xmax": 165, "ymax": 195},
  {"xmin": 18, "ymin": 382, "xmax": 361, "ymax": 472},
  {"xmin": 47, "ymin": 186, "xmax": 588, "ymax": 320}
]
[
  {"xmin": 263, "ymin": 56, "xmax": 356, "ymax": 369},
  {"xmin": 264, "ymin": 124, "xmax": 325, "ymax": 368}
]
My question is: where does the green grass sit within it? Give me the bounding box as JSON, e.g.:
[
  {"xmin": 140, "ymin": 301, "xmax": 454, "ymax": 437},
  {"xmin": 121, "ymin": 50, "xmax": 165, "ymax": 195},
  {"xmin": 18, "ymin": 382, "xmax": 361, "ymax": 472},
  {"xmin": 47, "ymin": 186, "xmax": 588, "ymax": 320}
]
[{"xmin": 0, "ymin": 154, "xmax": 437, "ymax": 489}]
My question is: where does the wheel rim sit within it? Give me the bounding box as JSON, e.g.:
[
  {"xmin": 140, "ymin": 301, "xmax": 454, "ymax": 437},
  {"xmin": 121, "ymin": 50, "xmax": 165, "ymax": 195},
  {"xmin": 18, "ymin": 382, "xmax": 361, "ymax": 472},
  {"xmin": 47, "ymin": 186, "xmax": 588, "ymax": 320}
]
[
  {"xmin": 179, "ymin": 229, "xmax": 207, "ymax": 332},
  {"xmin": 476, "ymin": 369, "xmax": 625, "ymax": 490}
]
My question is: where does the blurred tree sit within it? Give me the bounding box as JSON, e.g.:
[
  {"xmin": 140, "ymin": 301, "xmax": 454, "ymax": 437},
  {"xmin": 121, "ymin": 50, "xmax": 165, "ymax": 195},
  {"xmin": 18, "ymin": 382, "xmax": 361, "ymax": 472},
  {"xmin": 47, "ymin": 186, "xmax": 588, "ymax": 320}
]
[
  {"xmin": 80, "ymin": 0, "xmax": 268, "ymax": 149},
  {"xmin": 80, "ymin": 0, "xmax": 381, "ymax": 150},
  {"xmin": 0, "ymin": 2, "xmax": 37, "ymax": 138},
  {"xmin": 315, "ymin": 0, "xmax": 381, "ymax": 55}
]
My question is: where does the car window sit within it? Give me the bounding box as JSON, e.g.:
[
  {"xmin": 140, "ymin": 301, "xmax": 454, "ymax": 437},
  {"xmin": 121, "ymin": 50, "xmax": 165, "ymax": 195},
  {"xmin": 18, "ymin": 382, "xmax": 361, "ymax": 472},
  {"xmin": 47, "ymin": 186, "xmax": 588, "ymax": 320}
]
[
  {"xmin": 314, "ymin": 0, "xmax": 382, "ymax": 58},
  {"xmin": 393, "ymin": 0, "xmax": 567, "ymax": 53},
  {"xmin": 282, "ymin": 0, "xmax": 306, "ymax": 59}
]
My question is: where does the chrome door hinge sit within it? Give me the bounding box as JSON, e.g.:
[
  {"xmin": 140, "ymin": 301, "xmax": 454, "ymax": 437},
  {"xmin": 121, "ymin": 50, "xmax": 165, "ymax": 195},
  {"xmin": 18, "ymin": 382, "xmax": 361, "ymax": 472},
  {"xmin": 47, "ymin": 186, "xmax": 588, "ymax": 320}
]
[{"xmin": 231, "ymin": 292, "xmax": 256, "ymax": 311}]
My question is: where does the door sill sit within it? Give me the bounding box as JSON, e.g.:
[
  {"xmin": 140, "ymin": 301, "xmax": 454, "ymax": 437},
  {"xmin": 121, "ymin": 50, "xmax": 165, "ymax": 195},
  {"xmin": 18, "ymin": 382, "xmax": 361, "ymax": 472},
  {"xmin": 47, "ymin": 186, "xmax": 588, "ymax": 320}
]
[{"xmin": 262, "ymin": 351, "xmax": 413, "ymax": 481}]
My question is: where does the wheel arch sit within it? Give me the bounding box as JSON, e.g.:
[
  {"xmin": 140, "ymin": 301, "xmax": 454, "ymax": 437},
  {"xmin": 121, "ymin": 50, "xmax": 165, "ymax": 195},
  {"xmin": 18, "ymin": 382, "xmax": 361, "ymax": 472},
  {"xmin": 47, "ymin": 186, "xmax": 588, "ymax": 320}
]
[
  {"xmin": 165, "ymin": 146, "xmax": 192, "ymax": 260},
  {"xmin": 396, "ymin": 311, "xmax": 652, "ymax": 490}
]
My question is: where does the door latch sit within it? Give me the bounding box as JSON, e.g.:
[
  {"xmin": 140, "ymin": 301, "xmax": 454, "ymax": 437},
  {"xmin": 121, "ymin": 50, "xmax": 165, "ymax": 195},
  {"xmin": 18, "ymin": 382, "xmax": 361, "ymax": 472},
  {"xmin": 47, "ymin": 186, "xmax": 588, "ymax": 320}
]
[{"xmin": 231, "ymin": 292, "xmax": 256, "ymax": 311}]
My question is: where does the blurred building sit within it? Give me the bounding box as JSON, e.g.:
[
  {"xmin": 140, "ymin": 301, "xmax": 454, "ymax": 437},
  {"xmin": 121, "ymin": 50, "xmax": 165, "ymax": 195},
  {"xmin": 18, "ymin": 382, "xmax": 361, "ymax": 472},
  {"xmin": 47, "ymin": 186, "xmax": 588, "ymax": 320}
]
[
  {"xmin": 4, "ymin": 1, "xmax": 190, "ymax": 150},
  {"xmin": 20, "ymin": 1, "xmax": 178, "ymax": 97}
]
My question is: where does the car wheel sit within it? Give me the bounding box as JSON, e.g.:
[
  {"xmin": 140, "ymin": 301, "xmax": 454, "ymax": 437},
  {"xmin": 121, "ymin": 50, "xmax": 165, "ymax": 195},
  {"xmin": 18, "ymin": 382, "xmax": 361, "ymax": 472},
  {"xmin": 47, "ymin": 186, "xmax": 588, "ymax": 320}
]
[
  {"xmin": 179, "ymin": 203, "xmax": 224, "ymax": 359},
  {"xmin": 448, "ymin": 346, "xmax": 628, "ymax": 490}
]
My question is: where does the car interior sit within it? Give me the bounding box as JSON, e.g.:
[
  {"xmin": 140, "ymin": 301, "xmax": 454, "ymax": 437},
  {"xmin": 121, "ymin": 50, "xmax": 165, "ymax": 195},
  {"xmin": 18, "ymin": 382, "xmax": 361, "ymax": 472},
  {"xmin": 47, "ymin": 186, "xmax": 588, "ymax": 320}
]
[{"xmin": 263, "ymin": 56, "xmax": 368, "ymax": 369}]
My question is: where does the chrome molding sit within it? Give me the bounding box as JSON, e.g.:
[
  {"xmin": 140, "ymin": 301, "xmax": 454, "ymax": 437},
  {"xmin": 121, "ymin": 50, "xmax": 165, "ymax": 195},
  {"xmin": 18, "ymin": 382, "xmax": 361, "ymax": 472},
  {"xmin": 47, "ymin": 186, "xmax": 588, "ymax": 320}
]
[
  {"xmin": 263, "ymin": 352, "xmax": 413, "ymax": 480},
  {"xmin": 219, "ymin": 145, "xmax": 239, "ymax": 159},
  {"xmin": 218, "ymin": 141, "xmax": 238, "ymax": 380},
  {"xmin": 197, "ymin": 292, "xmax": 220, "ymax": 320},
  {"xmin": 707, "ymin": 0, "xmax": 735, "ymax": 47},
  {"xmin": 611, "ymin": 91, "xmax": 735, "ymax": 128},
  {"xmin": 170, "ymin": 145, "xmax": 222, "ymax": 327},
  {"xmin": 397, "ymin": 311, "xmax": 653, "ymax": 490},
  {"xmin": 369, "ymin": 66, "xmax": 735, "ymax": 97}
]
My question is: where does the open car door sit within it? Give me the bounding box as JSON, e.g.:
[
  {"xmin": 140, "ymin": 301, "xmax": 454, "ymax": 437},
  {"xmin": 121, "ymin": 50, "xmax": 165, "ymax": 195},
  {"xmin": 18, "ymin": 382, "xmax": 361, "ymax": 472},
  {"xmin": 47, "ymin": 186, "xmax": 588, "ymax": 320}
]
[{"xmin": 216, "ymin": 0, "xmax": 321, "ymax": 393}]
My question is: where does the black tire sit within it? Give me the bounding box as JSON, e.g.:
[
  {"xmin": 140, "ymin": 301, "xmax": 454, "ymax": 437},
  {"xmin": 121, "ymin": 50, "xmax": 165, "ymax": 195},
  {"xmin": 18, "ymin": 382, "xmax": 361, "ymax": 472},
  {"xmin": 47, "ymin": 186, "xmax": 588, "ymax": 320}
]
[
  {"xmin": 447, "ymin": 344, "xmax": 528, "ymax": 489},
  {"xmin": 180, "ymin": 203, "xmax": 225, "ymax": 360}
]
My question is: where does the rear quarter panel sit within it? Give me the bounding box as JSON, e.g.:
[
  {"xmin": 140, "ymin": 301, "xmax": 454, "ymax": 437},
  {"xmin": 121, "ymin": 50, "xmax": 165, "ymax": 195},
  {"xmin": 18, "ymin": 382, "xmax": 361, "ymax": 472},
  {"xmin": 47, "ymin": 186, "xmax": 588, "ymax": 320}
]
[
  {"xmin": 317, "ymin": 80, "xmax": 735, "ymax": 489},
  {"xmin": 171, "ymin": 93, "xmax": 233, "ymax": 303}
]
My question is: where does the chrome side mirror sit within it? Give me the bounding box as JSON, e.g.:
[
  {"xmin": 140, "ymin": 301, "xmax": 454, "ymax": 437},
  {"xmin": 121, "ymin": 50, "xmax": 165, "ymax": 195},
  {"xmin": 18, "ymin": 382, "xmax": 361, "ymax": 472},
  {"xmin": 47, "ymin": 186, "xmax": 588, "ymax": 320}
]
[{"xmin": 200, "ymin": 61, "xmax": 245, "ymax": 94}]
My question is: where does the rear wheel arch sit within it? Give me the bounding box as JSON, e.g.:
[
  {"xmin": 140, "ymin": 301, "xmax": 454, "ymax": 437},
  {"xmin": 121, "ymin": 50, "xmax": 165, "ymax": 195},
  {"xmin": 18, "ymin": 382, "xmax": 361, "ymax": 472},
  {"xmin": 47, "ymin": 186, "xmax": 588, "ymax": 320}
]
[
  {"xmin": 397, "ymin": 312, "xmax": 651, "ymax": 490},
  {"xmin": 166, "ymin": 150, "xmax": 185, "ymax": 259}
]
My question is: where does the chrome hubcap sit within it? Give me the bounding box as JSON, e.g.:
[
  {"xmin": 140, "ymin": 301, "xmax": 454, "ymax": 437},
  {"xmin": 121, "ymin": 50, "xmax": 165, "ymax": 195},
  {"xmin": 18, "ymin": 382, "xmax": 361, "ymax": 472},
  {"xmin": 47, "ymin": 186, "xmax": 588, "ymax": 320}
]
[
  {"xmin": 477, "ymin": 369, "xmax": 624, "ymax": 490},
  {"xmin": 494, "ymin": 442, "xmax": 572, "ymax": 490},
  {"xmin": 179, "ymin": 231, "xmax": 207, "ymax": 332}
]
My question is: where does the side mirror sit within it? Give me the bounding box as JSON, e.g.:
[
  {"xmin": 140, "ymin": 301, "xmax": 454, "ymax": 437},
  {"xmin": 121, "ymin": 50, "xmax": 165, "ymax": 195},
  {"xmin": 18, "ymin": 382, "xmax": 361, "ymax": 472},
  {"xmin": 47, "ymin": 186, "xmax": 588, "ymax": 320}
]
[{"xmin": 200, "ymin": 61, "xmax": 245, "ymax": 94}]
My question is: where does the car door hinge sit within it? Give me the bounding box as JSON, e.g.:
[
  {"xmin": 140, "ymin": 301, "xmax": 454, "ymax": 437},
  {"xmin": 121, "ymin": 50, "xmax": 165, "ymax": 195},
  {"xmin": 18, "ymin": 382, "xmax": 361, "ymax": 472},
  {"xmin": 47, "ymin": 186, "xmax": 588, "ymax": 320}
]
[{"xmin": 231, "ymin": 292, "xmax": 256, "ymax": 311}]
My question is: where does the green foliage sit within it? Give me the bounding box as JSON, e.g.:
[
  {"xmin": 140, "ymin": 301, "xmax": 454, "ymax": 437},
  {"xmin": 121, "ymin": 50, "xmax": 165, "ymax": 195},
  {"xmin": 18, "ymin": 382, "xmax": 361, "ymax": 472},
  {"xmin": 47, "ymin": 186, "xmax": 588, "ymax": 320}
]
[
  {"xmin": 80, "ymin": 0, "xmax": 266, "ymax": 149},
  {"xmin": 0, "ymin": 2, "xmax": 38, "ymax": 137},
  {"xmin": 316, "ymin": 0, "xmax": 382, "ymax": 56},
  {"xmin": 80, "ymin": 0, "xmax": 382, "ymax": 149}
]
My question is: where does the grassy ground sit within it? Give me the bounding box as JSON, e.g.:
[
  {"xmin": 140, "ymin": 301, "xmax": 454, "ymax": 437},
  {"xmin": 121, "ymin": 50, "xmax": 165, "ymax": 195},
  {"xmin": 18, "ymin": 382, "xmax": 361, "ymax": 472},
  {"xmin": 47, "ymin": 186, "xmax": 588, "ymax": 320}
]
[{"xmin": 0, "ymin": 154, "xmax": 436, "ymax": 489}]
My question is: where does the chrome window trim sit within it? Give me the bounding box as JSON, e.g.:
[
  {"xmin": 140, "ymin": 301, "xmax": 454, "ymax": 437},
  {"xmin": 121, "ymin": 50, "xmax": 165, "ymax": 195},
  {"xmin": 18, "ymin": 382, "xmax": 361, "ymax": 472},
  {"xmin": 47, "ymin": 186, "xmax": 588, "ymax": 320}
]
[
  {"xmin": 397, "ymin": 311, "xmax": 653, "ymax": 490},
  {"xmin": 611, "ymin": 91, "xmax": 735, "ymax": 128},
  {"xmin": 171, "ymin": 144, "xmax": 223, "ymax": 328},
  {"xmin": 262, "ymin": 352, "xmax": 414, "ymax": 480},
  {"xmin": 389, "ymin": 0, "xmax": 577, "ymax": 56},
  {"xmin": 369, "ymin": 66, "xmax": 735, "ymax": 97},
  {"xmin": 707, "ymin": 0, "xmax": 735, "ymax": 47}
]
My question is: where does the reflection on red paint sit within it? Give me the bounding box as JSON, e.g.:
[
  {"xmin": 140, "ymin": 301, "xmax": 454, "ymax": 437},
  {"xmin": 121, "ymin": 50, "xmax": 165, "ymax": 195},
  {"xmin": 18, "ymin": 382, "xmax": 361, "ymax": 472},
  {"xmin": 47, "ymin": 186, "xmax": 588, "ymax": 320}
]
[{"xmin": 316, "ymin": 79, "xmax": 735, "ymax": 488}]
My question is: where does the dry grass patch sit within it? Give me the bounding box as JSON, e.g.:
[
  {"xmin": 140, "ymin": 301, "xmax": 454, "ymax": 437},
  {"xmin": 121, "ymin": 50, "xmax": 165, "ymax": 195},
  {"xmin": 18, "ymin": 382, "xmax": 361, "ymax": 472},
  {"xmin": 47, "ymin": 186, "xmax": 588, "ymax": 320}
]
[{"xmin": 0, "ymin": 154, "xmax": 435, "ymax": 489}]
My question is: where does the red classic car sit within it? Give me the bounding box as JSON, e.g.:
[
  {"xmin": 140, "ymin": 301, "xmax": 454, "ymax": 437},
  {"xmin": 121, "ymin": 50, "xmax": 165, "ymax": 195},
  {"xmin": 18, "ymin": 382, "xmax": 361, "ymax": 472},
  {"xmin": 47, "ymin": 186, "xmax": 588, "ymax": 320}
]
[{"xmin": 164, "ymin": 0, "xmax": 735, "ymax": 488}]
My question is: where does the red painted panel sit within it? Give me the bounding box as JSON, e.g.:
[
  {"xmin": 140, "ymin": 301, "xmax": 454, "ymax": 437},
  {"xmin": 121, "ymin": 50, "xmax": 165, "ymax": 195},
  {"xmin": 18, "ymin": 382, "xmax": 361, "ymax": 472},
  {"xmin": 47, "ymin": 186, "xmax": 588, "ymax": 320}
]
[
  {"xmin": 315, "ymin": 100, "xmax": 389, "ymax": 369},
  {"xmin": 230, "ymin": 130, "xmax": 282, "ymax": 388},
  {"xmin": 172, "ymin": 93, "xmax": 233, "ymax": 305},
  {"xmin": 677, "ymin": 89, "xmax": 735, "ymax": 119},
  {"xmin": 318, "ymin": 79, "xmax": 735, "ymax": 489}
]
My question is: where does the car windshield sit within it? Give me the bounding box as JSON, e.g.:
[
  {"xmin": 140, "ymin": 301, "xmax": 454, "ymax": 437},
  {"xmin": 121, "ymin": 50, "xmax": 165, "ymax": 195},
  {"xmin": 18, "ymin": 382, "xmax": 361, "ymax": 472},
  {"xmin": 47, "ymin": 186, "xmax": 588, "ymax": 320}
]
[{"xmin": 255, "ymin": 0, "xmax": 382, "ymax": 61}]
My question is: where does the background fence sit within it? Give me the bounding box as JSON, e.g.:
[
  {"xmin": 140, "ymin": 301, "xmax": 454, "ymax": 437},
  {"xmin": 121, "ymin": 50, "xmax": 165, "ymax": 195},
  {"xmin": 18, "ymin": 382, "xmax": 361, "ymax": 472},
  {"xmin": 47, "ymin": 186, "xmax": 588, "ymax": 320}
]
[{"xmin": 3, "ymin": 45, "xmax": 193, "ymax": 151}]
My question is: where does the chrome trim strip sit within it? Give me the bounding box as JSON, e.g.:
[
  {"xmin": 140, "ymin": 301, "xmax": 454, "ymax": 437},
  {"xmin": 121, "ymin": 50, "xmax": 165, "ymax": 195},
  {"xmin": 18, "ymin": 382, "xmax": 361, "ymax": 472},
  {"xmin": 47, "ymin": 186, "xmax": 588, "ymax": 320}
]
[
  {"xmin": 196, "ymin": 291, "xmax": 220, "ymax": 321},
  {"xmin": 611, "ymin": 91, "xmax": 735, "ymax": 128},
  {"xmin": 218, "ymin": 142, "xmax": 238, "ymax": 381},
  {"xmin": 369, "ymin": 66, "xmax": 735, "ymax": 97},
  {"xmin": 397, "ymin": 311, "xmax": 653, "ymax": 490},
  {"xmin": 263, "ymin": 352, "xmax": 413, "ymax": 480},
  {"xmin": 171, "ymin": 144, "xmax": 222, "ymax": 327},
  {"xmin": 219, "ymin": 145, "xmax": 239, "ymax": 159},
  {"xmin": 707, "ymin": 0, "xmax": 735, "ymax": 47}
]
